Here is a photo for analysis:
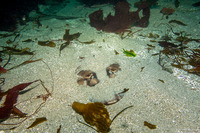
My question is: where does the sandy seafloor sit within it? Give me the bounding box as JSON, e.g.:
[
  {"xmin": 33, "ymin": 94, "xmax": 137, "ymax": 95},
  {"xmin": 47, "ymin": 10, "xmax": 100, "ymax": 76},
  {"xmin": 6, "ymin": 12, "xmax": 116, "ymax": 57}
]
[{"xmin": 0, "ymin": 0, "xmax": 200, "ymax": 132}]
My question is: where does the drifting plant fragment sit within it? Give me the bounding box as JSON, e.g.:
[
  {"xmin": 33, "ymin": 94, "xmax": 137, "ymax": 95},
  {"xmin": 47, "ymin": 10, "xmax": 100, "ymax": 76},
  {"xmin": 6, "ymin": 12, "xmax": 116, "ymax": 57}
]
[
  {"xmin": 0, "ymin": 79, "xmax": 52, "ymax": 130},
  {"xmin": 176, "ymin": 36, "xmax": 200, "ymax": 44},
  {"xmin": 169, "ymin": 20, "xmax": 187, "ymax": 26},
  {"xmin": 0, "ymin": 78, "xmax": 5, "ymax": 87},
  {"xmin": 59, "ymin": 42, "xmax": 70, "ymax": 56},
  {"xmin": 0, "ymin": 32, "xmax": 16, "ymax": 39},
  {"xmin": 148, "ymin": 33, "xmax": 160, "ymax": 39},
  {"xmin": 27, "ymin": 117, "xmax": 47, "ymax": 129},
  {"xmin": 120, "ymin": 29, "xmax": 143, "ymax": 40},
  {"xmin": 144, "ymin": 121, "xmax": 157, "ymax": 129},
  {"xmin": 59, "ymin": 29, "xmax": 81, "ymax": 56},
  {"xmin": 57, "ymin": 125, "xmax": 62, "ymax": 133},
  {"xmin": 5, "ymin": 33, "xmax": 20, "ymax": 44},
  {"xmin": 7, "ymin": 58, "xmax": 42, "ymax": 71},
  {"xmin": 0, "ymin": 60, "xmax": 53, "ymax": 130},
  {"xmin": 140, "ymin": 67, "xmax": 145, "ymax": 72},
  {"xmin": 155, "ymin": 30, "xmax": 200, "ymax": 75},
  {"xmin": 72, "ymin": 102, "xmax": 111, "ymax": 132},
  {"xmin": 12, "ymin": 106, "xmax": 27, "ymax": 118},
  {"xmin": 0, "ymin": 46, "xmax": 34, "ymax": 55},
  {"xmin": 38, "ymin": 41, "xmax": 56, "ymax": 47},
  {"xmin": 146, "ymin": 44, "xmax": 155, "ymax": 53},
  {"xmin": 158, "ymin": 79, "xmax": 165, "ymax": 83},
  {"xmin": 0, "ymin": 80, "xmax": 39, "ymax": 120},
  {"xmin": 77, "ymin": 39, "xmax": 96, "ymax": 44},
  {"xmin": 123, "ymin": 49, "xmax": 136, "ymax": 57},
  {"xmin": 171, "ymin": 49, "xmax": 200, "ymax": 76},
  {"xmin": 63, "ymin": 29, "xmax": 81, "ymax": 42},
  {"xmin": 22, "ymin": 39, "xmax": 34, "ymax": 43},
  {"xmin": 72, "ymin": 101, "xmax": 133, "ymax": 133},
  {"xmin": 158, "ymin": 41, "xmax": 178, "ymax": 48},
  {"xmin": 114, "ymin": 50, "xmax": 119, "ymax": 55},
  {"xmin": 103, "ymin": 88, "xmax": 129, "ymax": 105}
]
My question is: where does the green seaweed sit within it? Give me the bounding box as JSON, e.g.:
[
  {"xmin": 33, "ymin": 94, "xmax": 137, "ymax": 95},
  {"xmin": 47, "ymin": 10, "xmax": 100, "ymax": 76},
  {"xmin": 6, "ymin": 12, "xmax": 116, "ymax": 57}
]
[{"xmin": 123, "ymin": 49, "xmax": 136, "ymax": 57}]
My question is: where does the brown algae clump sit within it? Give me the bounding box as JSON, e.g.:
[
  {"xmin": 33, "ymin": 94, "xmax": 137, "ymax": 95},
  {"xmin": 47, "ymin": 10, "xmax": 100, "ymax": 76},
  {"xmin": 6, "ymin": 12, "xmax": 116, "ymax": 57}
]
[
  {"xmin": 72, "ymin": 101, "xmax": 133, "ymax": 132},
  {"xmin": 72, "ymin": 102, "xmax": 111, "ymax": 133}
]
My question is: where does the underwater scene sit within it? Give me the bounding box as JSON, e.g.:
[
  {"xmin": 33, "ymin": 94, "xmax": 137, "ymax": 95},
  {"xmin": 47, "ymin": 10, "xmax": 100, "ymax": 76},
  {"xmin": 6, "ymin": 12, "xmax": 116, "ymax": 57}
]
[{"xmin": 0, "ymin": 0, "xmax": 200, "ymax": 132}]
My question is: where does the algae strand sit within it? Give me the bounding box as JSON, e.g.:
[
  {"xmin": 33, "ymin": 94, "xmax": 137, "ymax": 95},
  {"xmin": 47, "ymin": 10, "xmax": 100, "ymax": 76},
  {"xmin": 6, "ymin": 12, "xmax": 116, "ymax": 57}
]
[
  {"xmin": 27, "ymin": 117, "xmax": 47, "ymax": 129},
  {"xmin": 144, "ymin": 121, "xmax": 157, "ymax": 129}
]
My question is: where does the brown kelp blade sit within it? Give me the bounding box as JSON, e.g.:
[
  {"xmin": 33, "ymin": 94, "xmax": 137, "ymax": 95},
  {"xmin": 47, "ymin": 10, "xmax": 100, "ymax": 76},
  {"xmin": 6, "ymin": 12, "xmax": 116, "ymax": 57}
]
[
  {"xmin": 63, "ymin": 29, "xmax": 81, "ymax": 42},
  {"xmin": 57, "ymin": 125, "xmax": 62, "ymax": 133},
  {"xmin": 59, "ymin": 41, "xmax": 70, "ymax": 56},
  {"xmin": 27, "ymin": 117, "xmax": 47, "ymax": 129},
  {"xmin": 0, "ymin": 46, "xmax": 34, "ymax": 55},
  {"xmin": 144, "ymin": 121, "xmax": 157, "ymax": 129},
  {"xmin": 38, "ymin": 41, "xmax": 56, "ymax": 47},
  {"xmin": 11, "ymin": 106, "xmax": 27, "ymax": 118},
  {"xmin": 7, "ymin": 58, "xmax": 42, "ymax": 71}
]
